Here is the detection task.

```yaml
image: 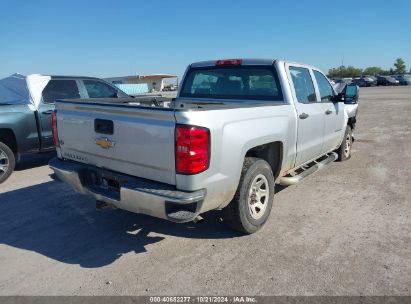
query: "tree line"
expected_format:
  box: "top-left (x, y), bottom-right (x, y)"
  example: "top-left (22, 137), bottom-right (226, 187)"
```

top-left (327, 58), bottom-right (409, 78)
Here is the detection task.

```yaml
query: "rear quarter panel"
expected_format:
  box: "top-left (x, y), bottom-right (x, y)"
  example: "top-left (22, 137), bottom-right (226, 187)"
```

top-left (175, 104), bottom-right (296, 212)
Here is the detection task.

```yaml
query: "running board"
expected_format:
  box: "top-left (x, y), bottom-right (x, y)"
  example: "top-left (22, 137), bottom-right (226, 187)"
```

top-left (279, 152), bottom-right (338, 186)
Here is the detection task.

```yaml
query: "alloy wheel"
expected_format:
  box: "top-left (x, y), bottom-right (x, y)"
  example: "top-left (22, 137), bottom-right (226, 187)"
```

top-left (248, 174), bottom-right (269, 220)
top-left (0, 149), bottom-right (9, 177)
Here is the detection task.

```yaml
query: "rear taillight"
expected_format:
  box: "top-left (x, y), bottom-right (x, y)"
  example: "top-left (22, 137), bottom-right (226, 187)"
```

top-left (51, 110), bottom-right (59, 146)
top-left (215, 59), bottom-right (242, 66)
top-left (176, 125), bottom-right (210, 175)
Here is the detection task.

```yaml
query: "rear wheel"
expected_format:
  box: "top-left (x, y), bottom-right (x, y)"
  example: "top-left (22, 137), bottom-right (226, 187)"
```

top-left (222, 157), bottom-right (275, 234)
top-left (336, 126), bottom-right (353, 161)
top-left (0, 142), bottom-right (16, 184)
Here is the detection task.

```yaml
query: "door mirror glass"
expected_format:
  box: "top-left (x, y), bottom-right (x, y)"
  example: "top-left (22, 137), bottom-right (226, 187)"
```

top-left (344, 84), bottom-right (358, 104)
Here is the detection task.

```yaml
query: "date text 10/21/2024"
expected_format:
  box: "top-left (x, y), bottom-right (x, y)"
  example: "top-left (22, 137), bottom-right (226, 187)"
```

top-left (149, 296), bottom-right (257, 303)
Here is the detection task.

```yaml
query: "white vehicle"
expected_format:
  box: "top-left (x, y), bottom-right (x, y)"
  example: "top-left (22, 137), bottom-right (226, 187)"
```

top-left (50, 59), bottom-right (359, 234)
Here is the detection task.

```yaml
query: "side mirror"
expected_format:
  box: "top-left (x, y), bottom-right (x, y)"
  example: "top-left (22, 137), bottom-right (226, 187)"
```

top-left (343, 84), bottom-right (359, 104)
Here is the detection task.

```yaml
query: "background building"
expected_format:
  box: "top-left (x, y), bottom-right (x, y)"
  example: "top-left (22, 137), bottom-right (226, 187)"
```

top-left (104, 74), bottom-right (178, 93)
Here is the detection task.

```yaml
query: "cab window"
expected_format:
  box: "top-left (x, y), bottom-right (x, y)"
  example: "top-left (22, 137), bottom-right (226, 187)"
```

top-left (83, 80), bottom-right (119, 98)
top-left (289, 67), bottom-right (316, 103)
top-left (313, 70), bottom-right (334, 102)
top-left (42, 80), bottom-right (80, 103)
top-left (180, 66), bottom-right (283, 101)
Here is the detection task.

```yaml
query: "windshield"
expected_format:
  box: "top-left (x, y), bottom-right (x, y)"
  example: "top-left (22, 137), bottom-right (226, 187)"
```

top-left (180, 66), bottom-right (283, 101)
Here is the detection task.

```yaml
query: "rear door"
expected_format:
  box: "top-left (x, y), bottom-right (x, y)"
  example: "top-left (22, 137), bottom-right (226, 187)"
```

top-left (312, 70), bottom-right (345, 154)
top-left (286, 64), bottom-right (324, 167)
top-left (39, 79), bottom-right (82, 149)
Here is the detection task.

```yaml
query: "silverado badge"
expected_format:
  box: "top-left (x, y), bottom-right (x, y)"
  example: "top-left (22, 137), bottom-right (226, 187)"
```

top-left (95, 137), bottom-right (115, 149)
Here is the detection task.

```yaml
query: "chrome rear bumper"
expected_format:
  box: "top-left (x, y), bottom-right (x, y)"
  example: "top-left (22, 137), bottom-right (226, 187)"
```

top-left (49, 158), bottom-right (206, 222)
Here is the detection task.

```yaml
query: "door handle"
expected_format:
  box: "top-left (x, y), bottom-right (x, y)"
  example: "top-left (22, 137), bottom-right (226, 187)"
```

top-left (325, 109), bottom-right (333, 115)
top-left (299, 113), bottom-right (309, 119)
top-left (42, 110), bottom-right (53, 115)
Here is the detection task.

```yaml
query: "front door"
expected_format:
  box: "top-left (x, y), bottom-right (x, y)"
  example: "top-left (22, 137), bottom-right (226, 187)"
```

top-left (286, 64), bottom-right (324, 167)
top-left (312, 70), bottom-right (345, 154)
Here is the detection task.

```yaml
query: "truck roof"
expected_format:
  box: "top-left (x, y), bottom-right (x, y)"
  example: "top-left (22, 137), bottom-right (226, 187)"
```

top-left (49, 75), bottom-right (103, 80)
top-left (190, 58), bottom-right (276, 68)
top-left (189, 58), bottom-right (320, 71)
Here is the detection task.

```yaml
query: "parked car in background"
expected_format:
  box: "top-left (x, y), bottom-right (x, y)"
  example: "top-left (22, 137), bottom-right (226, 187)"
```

top-left (364, 75), bottom-right (378, 85)
top-left (363, 76), bottom-right (377, 86)
top-left (352, 76), bottom-right (376, 87)
top-left (351, 78), bottom-right (363, 87)
top-left (351, 78), bottom-right (366, 87)
top-left (365, 75), bottom-right (378, 82)
top-left (333, 77), bottom-right (353, 93)
top-left (340, 78), bottom-right (353, 84)
top-left (395, 74), bottom-right (411, 85)
top-left (0, 74), bottom-right (130, 183)
top-left (377, 75), bottom-right (399, 86)
top-left (50, 59), bottom-right (359, 234)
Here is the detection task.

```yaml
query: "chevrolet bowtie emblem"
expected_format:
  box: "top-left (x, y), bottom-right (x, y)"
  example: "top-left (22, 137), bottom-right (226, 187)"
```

top-left (95, 137), bottom-right (115, 149)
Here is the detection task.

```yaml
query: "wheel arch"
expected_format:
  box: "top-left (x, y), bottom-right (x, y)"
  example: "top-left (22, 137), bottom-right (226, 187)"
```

top-left (245, 141), bottom-right (283, 179)
top-left (0, 128), bottom-right (18, 154)
top-left (348, 116), bottom-right (356, 131)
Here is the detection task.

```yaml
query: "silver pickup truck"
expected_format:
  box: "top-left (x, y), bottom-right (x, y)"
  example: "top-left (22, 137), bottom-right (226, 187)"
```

top-left (49, 59), bottom-right (359, 234)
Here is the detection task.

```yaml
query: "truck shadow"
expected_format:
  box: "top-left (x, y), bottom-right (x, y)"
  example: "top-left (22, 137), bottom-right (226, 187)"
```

top-left (0, 180), bottom-right (241, 268)
top-left (15, 152), bottom-right (56, 171)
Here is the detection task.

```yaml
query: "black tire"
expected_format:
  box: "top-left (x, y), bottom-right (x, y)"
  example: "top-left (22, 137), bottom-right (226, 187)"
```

top-left (222, 157), bottom-right (275, 234)
top-left (336, 126), bottom-right (353, 161)
top-left (0, 142), bottom-right (16, 184)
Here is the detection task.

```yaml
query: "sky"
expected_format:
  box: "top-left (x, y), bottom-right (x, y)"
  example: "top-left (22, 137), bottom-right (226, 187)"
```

top-left (0, 0), bottom-right (410, 79)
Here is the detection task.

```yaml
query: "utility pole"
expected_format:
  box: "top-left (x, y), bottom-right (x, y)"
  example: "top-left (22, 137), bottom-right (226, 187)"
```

top-left (339, 53), bottom-right (344, 77)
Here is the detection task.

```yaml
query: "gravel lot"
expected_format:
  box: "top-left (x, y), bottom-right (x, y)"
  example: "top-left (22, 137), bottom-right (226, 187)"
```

top-left (0, 86), bottom-right (410, 295)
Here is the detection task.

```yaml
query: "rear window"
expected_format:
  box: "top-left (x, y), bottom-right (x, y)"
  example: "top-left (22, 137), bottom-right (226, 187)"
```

top-left (42, 80), bottom-right (80, 103)
top-left (180, 66), bottom-right (283, 101)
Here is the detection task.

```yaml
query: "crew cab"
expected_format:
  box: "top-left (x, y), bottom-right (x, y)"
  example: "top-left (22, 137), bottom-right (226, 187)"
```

top-left (0, 73), bottom-right (129, 183)
top-left (49, 59), bottom-right (359, 233)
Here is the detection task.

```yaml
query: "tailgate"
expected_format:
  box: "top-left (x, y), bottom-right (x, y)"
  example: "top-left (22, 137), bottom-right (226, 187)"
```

top-left (55, 100), bottom-right (176, 185)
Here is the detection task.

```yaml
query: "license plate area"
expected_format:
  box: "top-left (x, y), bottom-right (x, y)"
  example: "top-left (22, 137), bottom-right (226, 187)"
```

top-left (81, 169), bottom-right (121, 200)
